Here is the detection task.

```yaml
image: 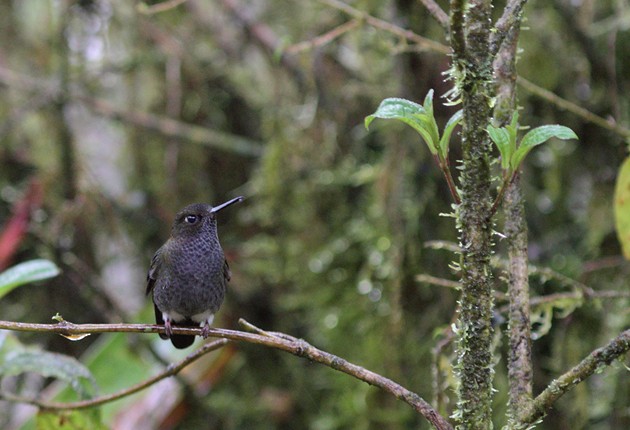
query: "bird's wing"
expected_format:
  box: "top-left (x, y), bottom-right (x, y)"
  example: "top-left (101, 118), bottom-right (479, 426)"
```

top-left (223, 258), bottom-right (231, 283)
top-left (146, 247), bottom-right (162, 296)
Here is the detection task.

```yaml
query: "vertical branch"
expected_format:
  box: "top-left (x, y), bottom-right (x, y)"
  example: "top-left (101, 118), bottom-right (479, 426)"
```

top-left (492, 18), bottom-right (534, 425)
top-left (449, 1), bottom-right (495, 429)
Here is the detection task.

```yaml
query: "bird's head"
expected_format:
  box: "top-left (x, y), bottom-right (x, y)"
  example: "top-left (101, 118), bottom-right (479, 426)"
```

top-left (171, 197), bottom-right (243, 238)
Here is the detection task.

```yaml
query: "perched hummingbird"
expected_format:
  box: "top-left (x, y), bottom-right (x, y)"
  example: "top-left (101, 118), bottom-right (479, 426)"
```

top-left (146, 196), bottom-right (243, 348)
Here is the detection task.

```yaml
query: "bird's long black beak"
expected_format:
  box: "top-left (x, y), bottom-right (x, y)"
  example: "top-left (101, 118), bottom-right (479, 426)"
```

top-left (211, 196), bottom-right (244, 213)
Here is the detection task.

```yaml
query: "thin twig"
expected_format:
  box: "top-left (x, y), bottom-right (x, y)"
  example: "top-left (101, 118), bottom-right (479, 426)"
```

top-left (419, 0), bottom-right (450, 30)
top-left (0, 339), bottom-right (228, 410)
top-left (0, 319), bottom-right (453, 430)
top-left (319, 0), bottom-right (450, 54)
top-left (489, 171), bottom-right (515, 218)
top-left (438, 157), bottom-right (462, 205)
top-left (517, 76), bottom-right (630, 140)
top-left (286, 19), bottom-right (361, 54)
top-left (220, 0), bottom-right (308, 91)
top-left (137, 0), bottom-right (188, 14)
top-left (415, 274), bottom-right (460, 290)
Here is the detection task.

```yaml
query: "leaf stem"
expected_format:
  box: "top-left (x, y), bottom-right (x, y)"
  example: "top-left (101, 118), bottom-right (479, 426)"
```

top-left (436, 155), bottom-right (461, 205)
top-left (489, 170), bottom-right (514, 218)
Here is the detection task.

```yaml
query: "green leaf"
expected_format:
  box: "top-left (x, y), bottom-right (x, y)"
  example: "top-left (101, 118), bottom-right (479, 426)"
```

top-left (439, 110), bottom-right (462, 158)
top-left (507, 111), bottom-right (519, 144)
top-left (511, 125), bottom-right (577, 169)
top-left (0, 259), bottom-right (60, 300)
top-left (364, 97), bottom-right (439, 154)
top-left (0, 349), bottom-right (98, 400)
top-left (364, 97), bottom-right (426, 129)
top-left (422, 89), bottom-right (435, 115)
top-left (421, 90), bottom-right (441, 154)
top-left (614, 156), bottom-right (630, 260)
top-left (487, 125), bottom-right (512, 170)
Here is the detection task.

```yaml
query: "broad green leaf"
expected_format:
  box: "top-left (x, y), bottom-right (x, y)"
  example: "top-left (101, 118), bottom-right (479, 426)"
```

top-left (364, 97), bottom-right (439, 154)
top-left (487, 125), bottom-right (512, 170)
top-left (0, 349), bottom-right (98, 399)
top-left (614, 156), bottom-right (630, 260)
top-left (439, 110), bottom-right (462, 158)
top-left (511, 125), bottom-right (577, 169)
top-left (364, 97), bottom-right (426, 129)
top-left (0, 259), bottom-right (60, 299)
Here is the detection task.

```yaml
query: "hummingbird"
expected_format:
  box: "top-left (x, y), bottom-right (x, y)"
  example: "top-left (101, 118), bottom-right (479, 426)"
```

top-left (146, 196), bottom-right (243, 348)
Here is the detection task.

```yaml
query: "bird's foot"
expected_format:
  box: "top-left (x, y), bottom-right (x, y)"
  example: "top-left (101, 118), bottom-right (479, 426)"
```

top-left (164, 318), bottom-right (173, 338)
top-left (201, 322), bottom-right (210, 339)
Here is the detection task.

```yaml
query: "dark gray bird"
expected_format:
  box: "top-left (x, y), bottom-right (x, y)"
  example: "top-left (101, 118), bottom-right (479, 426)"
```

top-left (146, 197), bottom-right (243, 348)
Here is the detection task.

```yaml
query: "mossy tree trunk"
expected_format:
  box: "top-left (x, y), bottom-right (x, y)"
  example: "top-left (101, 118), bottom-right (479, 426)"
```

top-left (449, 1), bottom-right (496, 428)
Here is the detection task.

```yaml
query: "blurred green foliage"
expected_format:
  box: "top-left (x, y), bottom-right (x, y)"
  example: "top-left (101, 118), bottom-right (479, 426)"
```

top-left (0, 1), bottom-right (628, 429)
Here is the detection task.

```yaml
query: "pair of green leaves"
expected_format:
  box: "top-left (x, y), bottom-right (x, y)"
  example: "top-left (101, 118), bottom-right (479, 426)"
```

top-left (364, 91), bottom-right (578, 174)
top-left (364, 90), bottom-right (462, 163)
top-left (487, 111), bottom-right (578, 175)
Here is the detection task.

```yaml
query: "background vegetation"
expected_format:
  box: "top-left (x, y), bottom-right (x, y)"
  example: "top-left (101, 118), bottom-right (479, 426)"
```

top-left (0, 0), bottom-right (628, 429)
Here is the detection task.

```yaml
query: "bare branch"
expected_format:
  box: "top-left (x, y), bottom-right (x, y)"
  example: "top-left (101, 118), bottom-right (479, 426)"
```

top-left (319, 0), bottom-right (450, 54)
top-left (517, 76), bottom-right (630, 140)
top-left (286, 19), bottom-right (361, 54)
top-left (0, 319), bottom-right (453, 430)
top-left (418, 0), bottom-right (449, 30)
top-left (519, 329), bottom-right (630, 427)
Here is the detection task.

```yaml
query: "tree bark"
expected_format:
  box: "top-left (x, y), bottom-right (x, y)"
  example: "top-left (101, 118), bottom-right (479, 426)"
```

top-left (449, 1), bottom-right (495, 428)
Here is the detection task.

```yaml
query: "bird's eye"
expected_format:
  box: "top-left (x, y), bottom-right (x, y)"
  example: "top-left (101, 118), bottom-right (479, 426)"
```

top-left (184, 215), bottom-right (198, 224)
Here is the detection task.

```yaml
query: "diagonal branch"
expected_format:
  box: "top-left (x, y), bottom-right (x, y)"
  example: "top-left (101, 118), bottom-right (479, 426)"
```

top-left (418, 0), bottom-right (449, 30)
top-left (519, 329), bottom-right (630, 427)
top-left (517, 76), bottom-right (630, 140)
top-left (83, 97), bottom-right (264, 157)
top-left (0, 319), bottom-right (453, 430)
top-left (285, 19), bottom-right (361, 54)
top-left (0, 339), bottom-right (229, 410)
